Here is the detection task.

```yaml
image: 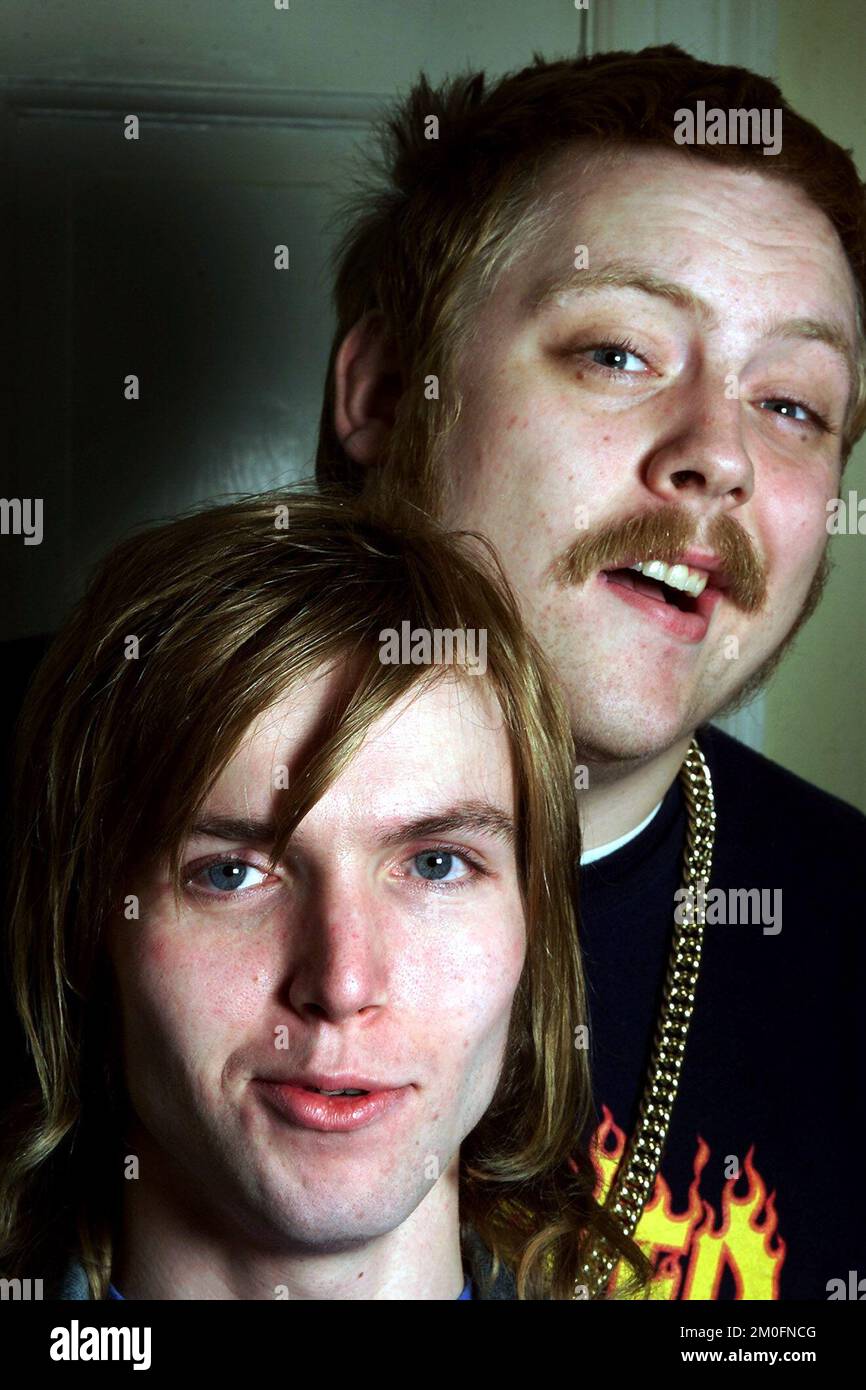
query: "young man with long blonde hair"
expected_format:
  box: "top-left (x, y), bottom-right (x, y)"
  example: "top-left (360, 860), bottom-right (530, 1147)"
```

top-left (1, 489), bottom-right (647, 1300)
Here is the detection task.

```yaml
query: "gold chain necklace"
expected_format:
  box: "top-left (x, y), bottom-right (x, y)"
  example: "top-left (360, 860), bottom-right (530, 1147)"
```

top-left (577, 736), bottom-right (716, 1299)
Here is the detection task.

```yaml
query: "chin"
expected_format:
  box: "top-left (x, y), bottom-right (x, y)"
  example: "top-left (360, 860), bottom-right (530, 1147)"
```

top-left (568, 689), bottom-right (703, 767)
top-left (262, 1168), bottom-right (424, 1248)
top-left (272, 1200), bottom-right (414, 1253)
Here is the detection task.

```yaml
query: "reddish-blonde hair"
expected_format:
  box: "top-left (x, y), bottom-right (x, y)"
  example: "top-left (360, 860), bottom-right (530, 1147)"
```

top-left (316, 44), bottom-right (866, 510)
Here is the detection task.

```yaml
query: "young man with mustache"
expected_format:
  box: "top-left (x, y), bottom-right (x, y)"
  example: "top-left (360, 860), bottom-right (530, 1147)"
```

top-left (318, 45), bottom-right (866, 1300)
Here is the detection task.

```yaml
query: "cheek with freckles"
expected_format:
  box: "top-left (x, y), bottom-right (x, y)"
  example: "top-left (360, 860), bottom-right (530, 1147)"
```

top-left (447, 368), bottom-right (646, 564)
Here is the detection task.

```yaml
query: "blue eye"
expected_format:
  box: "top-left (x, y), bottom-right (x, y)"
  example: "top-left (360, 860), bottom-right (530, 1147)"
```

top-left (199, 860), bottom-right (270, 893)
top-left (409, 850), bottom-right (469, 883)
top-left (588, 341), bottom-right (647, 373)
top-left (759, 397), bottom-right (829, 431)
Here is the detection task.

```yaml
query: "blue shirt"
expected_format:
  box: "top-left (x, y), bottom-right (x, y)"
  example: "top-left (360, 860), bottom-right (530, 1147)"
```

top-left (109, 1275), bottom-right (474, 1299)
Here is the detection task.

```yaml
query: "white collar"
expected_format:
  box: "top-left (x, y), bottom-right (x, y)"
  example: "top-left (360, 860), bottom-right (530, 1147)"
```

top-left (579, 797), bottom-right (664, 865)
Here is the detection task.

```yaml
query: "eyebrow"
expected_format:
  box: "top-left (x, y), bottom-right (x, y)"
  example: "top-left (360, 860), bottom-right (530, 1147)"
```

top-left (376, 804), bottom-right (515, 849)
top-left (526, 259), bottom-right (858, 392)
top-left (190, 815), bottom-right (277, 844)
top-left (190, 801), bottom-right (515, 850)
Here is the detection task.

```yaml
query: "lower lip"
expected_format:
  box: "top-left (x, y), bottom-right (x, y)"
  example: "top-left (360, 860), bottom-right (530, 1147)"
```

top-left (255, 1080), bottom-right (411, 1133)
top-left (599, 571), bottom-right (723, 644)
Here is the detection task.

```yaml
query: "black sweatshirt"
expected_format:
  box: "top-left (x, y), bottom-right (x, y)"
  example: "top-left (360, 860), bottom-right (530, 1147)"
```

top-left (579, 723), bottom-right (865, 1301)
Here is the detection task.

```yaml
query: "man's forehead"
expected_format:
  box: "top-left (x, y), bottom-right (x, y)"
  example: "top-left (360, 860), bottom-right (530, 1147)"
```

top-left (502, 148), bottom-right (860, 362)
top-left (531, 144), bottom-right (855, 292)
top-left (194, 677), bottom-right (516, 846)
top-left (215, 674), bottom-right (510, 789)
top-left (540, 140), bottom-right (802, 207)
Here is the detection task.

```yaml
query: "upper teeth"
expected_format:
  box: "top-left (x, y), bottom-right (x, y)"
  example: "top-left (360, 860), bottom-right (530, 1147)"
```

top-left (629, 560), bottom-right (708, 597)
top-left (316, 1088), bottom-right (366, 1096)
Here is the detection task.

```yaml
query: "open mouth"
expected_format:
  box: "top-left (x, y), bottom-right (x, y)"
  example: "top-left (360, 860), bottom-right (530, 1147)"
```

top-left (603, 550), bottom-right (722, 611)
top-left (596, 555), bottom-right (728, 645)
top-left (605, 568), bottom-right (698, 613)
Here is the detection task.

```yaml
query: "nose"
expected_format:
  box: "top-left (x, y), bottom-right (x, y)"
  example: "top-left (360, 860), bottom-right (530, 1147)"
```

top-left (284, 871), bottom-right (388, 1024)
top-left (643, 379), bottom-right (755, 511)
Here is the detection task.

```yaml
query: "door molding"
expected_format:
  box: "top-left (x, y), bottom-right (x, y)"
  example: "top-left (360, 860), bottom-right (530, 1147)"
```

top-left (1, 79), bottom-right (389, 130)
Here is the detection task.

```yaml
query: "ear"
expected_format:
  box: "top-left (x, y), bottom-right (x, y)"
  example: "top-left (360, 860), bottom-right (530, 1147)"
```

top-left (333, 311), bottom-right (403, 465)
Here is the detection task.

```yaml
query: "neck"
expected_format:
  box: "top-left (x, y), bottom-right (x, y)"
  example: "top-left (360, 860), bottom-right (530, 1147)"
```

top-left (111, 1121), bottom-right (466, 1300)
top-left (578, 732), bottom-right (693, 853)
